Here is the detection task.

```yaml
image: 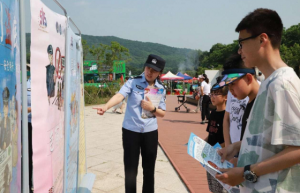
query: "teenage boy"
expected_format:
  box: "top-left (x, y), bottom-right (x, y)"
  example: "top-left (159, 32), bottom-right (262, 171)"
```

top-left (222, 55), bottom-right (249, 147)
top-left (216, 8), bottom-right (300, 193)
top-left (214, 54), bottom-right (260, 144)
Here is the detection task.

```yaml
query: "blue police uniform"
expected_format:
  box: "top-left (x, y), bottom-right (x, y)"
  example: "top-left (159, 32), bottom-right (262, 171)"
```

top-left (118, 74), bottom-right (166, 133)
top-left (118, 54), bottom-right (166, 193)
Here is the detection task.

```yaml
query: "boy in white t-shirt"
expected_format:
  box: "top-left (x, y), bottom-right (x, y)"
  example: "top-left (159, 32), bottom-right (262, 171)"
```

top-left (216, 8), bottom-right (300, 193)
top-left (224, 92), bottom-right (248, 146)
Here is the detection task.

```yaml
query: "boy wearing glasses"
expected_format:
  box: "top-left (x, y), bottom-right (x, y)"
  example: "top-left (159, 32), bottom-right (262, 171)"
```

top-left (216, 8), bottom-right (300, 193)
top-left (204, 81), bottom-right (228, 193)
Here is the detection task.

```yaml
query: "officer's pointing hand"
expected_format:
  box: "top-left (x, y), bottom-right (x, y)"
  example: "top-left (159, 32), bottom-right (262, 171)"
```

top-left (93, 106), bottom-right (107, 115)
top-left (141, 96), bottom-right (154, 111)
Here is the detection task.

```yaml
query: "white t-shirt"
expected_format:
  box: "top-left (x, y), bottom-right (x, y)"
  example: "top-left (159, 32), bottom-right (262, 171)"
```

top-left (201, 81), bottom-right (210, 95)
top-left (238, 67), bottom-right (300, 193)
top-left (226, 92), bottom-right (249, 143)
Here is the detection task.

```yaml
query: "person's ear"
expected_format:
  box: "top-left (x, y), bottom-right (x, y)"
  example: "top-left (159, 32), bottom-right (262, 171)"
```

top-left (246, 73), bottom-right (253, 84)
top-left (260, 33), bottom-right (268, 47)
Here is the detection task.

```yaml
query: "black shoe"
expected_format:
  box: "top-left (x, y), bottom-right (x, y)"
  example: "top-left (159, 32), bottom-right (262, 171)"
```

top-left (200, 121), bottom-right (205, 124)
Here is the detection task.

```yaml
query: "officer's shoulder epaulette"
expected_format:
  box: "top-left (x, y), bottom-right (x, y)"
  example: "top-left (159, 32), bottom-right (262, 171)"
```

top-left (133, 76), bottom-right (142, 79)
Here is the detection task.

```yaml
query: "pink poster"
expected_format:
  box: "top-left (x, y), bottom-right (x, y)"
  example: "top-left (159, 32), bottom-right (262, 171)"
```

top-left (30, 0), bottom-right (66, 192)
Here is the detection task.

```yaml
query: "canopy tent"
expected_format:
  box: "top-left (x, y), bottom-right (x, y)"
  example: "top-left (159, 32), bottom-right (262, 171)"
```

top-left (176, 72), bottom-right (193, 80)
top-left (160, 71), bottom-right (184, 80)
top-left (160, 71), bottom-right (184, 95)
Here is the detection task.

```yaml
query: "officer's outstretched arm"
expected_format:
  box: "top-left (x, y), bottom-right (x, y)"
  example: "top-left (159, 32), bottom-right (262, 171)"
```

top-left (93, 93), bottom-right (124, 115)
top-left (105, 93), bottom-right (125, 110)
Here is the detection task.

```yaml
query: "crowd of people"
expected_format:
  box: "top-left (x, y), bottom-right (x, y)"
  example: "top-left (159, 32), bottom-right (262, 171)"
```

top-left (94, 8), bottom-right (300, 193)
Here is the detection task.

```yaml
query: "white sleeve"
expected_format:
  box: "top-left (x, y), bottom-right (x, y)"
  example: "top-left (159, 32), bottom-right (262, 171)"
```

top-left (226, 91), bottom-right (232, 113)
top-left (271, 88), bottom-right (300, 146)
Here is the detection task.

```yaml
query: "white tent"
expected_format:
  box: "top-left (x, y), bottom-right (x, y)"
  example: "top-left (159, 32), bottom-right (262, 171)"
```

top-left (160, 71), bottom-right (183, 94)
top-left (160, 71), bottom-right (184, 80)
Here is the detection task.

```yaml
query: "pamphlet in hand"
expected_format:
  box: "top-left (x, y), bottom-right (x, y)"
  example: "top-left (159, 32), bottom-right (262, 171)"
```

top-left (141, 87), bottom-right (164, 119)
top-left (187, 133), bottom-right (236, 192)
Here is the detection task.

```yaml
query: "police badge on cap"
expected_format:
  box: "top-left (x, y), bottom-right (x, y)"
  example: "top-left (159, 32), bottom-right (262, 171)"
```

top-left (144, 54), bottom-right (165, 72)
top-left (2, 87), bottom-right (10, 105)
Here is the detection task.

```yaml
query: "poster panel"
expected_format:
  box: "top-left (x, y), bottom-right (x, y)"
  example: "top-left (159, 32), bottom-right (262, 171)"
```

top-left (0, 0), bottom-right (21, 192)
top-left (30, 0), bottom-right (66, 192)
top-left (77, 37), bottom-right (87, 186)
top-left (64, 24), bottom-right (81, 193)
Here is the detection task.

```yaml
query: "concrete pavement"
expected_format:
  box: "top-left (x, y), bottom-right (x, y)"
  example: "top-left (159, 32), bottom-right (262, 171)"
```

top-left (85, 105), bottom-right (190, 193)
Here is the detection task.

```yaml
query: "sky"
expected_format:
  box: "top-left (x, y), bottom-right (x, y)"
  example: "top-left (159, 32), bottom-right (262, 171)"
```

top-left (25, 0), bottom-right (300, 51)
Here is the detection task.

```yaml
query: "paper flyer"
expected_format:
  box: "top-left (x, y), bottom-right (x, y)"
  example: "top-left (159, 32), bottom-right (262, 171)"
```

top-left (141, 87), bottom-right (164, 119)
top-left (187, 133), bottom-right (236, 192)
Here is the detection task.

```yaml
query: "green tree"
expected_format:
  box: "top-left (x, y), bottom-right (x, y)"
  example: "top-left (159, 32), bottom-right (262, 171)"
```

top-left (281, 24), bottom-right (300, 47)
top-left (89, 41), bottom-right (131, 78)
top-left (281, 43), bottom-right (300, 76)
top-left (82, 39), bottom-right (89, 61)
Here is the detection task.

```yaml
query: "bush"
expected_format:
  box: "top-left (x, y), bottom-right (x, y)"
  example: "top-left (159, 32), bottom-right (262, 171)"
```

top-left (84, 81), bottom-right (122, 105)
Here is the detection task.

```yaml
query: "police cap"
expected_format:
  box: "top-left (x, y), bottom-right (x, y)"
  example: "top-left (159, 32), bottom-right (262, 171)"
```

top-left (144, 54), bottom-right (165, 72)
top-left (47, 45), bottom-right (53, 55)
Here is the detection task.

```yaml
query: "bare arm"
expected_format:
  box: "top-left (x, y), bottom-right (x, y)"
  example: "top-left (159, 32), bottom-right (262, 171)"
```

top-left (152, 108), bottom-right (165, 118)
top-left (223, 112), bottom-right (231, 147)
top-left (216, 145), bottom-right (300, 186)
top-left (93, 93), bottom-right (124, 115)
top-left (251, 146), bottom-right (300, 177)
top-left (104, 93), bottom-right (125, 110)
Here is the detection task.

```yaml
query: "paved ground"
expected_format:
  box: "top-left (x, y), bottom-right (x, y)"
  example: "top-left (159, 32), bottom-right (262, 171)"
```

top-left (85, 104), bottom-right (190, 193)
top-left (157, 95), bottom-right (210, 193)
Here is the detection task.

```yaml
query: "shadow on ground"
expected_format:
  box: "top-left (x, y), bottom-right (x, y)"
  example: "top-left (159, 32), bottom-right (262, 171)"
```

top-left (162, 119), bottom-right (201, 124)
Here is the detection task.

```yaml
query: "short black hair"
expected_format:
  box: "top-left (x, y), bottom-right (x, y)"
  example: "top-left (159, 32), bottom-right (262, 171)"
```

top-left (223, 54), bottom-right (257, 79)
top-left (211, 84), bottom-right (228, 96)
top-left (235, 8), bottom-right (283, 49)
top-left (223, 54), bottom-right (246, 70)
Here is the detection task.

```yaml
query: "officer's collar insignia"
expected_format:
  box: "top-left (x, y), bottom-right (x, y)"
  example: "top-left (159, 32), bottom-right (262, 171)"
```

top-left (136, 85), bottom-right (144, 90)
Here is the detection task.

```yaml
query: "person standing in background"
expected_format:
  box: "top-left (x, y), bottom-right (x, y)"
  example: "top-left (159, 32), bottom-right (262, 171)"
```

top-left (200, 74), bottom-right (211, 124)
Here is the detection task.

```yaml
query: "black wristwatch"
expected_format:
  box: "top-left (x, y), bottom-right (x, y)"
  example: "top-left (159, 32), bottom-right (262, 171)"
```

top-left (243, 165), bottom-right (258, 183)
top-left (150, 107), bottom-right (156, 113)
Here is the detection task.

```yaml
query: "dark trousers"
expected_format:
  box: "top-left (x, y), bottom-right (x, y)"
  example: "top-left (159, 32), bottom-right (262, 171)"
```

top-left (202, 95), bottom-right (210, 121)
top-left (122, 128), bottom-right (158, 193)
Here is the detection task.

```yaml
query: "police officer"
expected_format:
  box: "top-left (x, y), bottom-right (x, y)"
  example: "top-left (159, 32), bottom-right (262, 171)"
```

top-left (94, 54), bottom-right (166, 193)
top-left (46, 44), bottom-right (55, 105)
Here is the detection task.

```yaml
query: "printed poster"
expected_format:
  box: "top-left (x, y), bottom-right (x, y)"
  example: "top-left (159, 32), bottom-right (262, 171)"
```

top-left (30, 0), bottom-right (66, 192)
top-left (77, 39), bottom-right (87, 186)
top-left (0, 0), bottom-right (22, 192)
top-left (64, 24), bottom-right (81, 193)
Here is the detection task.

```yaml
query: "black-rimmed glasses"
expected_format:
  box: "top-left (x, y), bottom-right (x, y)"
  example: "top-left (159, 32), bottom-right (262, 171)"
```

top-left (238, 34), bottom-right (260, 49)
